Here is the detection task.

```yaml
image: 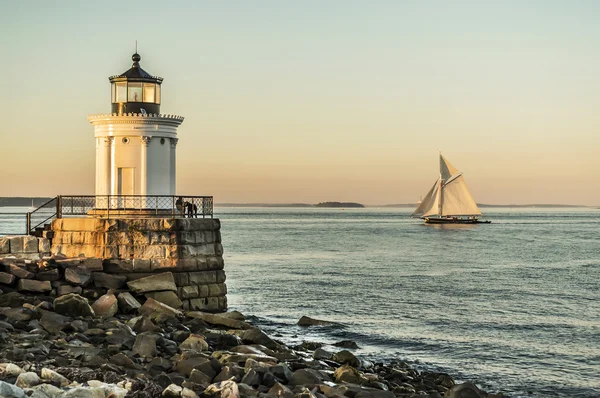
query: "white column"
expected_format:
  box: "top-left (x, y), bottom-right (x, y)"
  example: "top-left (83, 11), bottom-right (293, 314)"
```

top-left (170, 138), bottom-right (178, 195)
top-left (140, 136), bottom-right (151, 196)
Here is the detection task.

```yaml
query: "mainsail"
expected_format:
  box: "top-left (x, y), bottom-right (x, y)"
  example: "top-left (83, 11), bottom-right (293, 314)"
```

top-left (412, 154), bottom-right (482, 218)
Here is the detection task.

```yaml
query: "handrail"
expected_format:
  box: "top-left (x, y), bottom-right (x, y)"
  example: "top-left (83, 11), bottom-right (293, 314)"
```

top-left (22, 195), bottom-right (213, 235)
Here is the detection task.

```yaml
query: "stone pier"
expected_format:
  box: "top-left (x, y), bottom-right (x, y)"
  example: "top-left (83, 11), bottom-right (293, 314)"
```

top-left (0, 217), bottom-right (227, 312)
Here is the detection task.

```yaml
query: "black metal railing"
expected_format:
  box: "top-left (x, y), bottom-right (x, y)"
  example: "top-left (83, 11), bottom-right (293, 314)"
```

top-left (1, 195), bottom-right (214, 236)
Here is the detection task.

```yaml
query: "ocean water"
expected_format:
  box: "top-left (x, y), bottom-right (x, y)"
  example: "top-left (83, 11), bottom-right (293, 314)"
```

top-left (1, 206), bottom-right (598, 397)
top-left (219, 207), bottom-right (600, 398)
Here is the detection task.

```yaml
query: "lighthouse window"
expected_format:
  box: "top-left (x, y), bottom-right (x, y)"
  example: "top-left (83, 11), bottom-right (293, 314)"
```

top-left (143, 83), bottom-right (155, 103)
top-left (128, 83), bottom-right (143, 102)
top-left (115, 82), bottom-right (127, 103)
top-left (111, 83), bottom-right (116, 103)
top-left (155, 84), bottom-right (161, 104)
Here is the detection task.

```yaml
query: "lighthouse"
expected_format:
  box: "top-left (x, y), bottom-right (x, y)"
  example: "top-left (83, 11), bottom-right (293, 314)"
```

top-left (88, 53), bottom-right (183, 204)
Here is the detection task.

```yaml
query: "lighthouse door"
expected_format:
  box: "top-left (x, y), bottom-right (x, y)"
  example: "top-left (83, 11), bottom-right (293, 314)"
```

top-left (117, 167), bottom-right (135, 208)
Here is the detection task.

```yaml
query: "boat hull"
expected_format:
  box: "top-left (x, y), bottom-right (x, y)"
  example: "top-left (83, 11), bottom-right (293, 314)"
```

top-left (424, 217), bottom-right (491, 224)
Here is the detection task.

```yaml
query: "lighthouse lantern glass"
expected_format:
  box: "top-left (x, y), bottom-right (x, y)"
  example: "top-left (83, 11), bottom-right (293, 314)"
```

top-left (115, 83), bottom-right (127, 103)
top-left (143, 83), bottom-right (156, 103)
top-left (156, 84), bottom-right (161, 104)
top-left (128, 83), bottom-right (143, 102)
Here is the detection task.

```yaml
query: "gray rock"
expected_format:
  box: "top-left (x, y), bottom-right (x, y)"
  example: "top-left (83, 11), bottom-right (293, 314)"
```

top-left (18, 279), bottom-right (52, 292)
top-left (0, 271), bottom-right (16, 285)
top-left (313, 348), bottom-right (333, 360)
top-left (203, 380), bottom-right (240, 398)
top-left (241, 328), bottom-right (278, 350)
top-left (65, 267), bottom-right (92, 286)
top-left (189, 368), bottom-right (213, 385)
top-left (60, 386), bottom-right (107, 397)
top-left (16, 371), bottom-right (41, 388)
top-left (139, 298), bottom-right (182, 318)
top-left (91, 293), bottom-right (118, 318)
top-left (41, 368), bottom-right (70, 387)
top-left (145, 290), bottom-right (183, 309)
top-left (36, 268), bottom-right (60, 281)
top-left (240, 368), bottom-right (261, 387)
top-left (40, 312), bottom-right (72, 333)
top-left (132, 332), bottom-right (159, 358)
top-left (333, 340), bottom-right (359, 349)
top-left (269, 363), bottom-right (293, 383)
top-left (163, 383), bottom-right (183, 397)
top-left (54, 293), bottom-right (95, 317)
top-left (290, 368), bottom-right (328, 386)
top-left (8, 264), bottom-right (35, 279)
top-left (179, 334), bottom-right (209, 352)
top-left (57, 284), bottom-right (83, 296)
top-left (297, 316), bottom-right (339, 326)
top-left (28, 383), bottom-right (64, 398)
top-left (92, 272), bottom-right (126, 289)
top-left (0, 380), bottom-right (25, 398)
top-left (268, 382), bottom-right (294, 398)
top-left (213, 365), bottom-right (244, 383)
top-left (333, 365), bottom-right (366, 384)
top-left (127, 272), bottom-right (177, 293)
top-left (445, 382), bottom-right (486, 398)
top-left (332, 350), bottom-right (360, 367)
top-left (117, 292), bottom-right (141, 313)
top-left (0, 237), bottom-right (9, 253)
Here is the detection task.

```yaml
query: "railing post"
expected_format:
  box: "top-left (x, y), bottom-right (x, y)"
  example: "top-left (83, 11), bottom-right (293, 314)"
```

top-left (56, 196), bottom-right (62, 219)
top-left (172, 196), bottom-right (175, 218)
top-left (26, 212), bottom-right (31, 235)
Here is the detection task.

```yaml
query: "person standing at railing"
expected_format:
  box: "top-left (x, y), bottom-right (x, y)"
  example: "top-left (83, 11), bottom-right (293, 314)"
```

top-left (176, 197), bottom-right (184, 216)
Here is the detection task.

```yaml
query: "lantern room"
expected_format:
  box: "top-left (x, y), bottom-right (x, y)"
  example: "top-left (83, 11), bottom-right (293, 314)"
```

top-left (108, 53), bottom-right (163, 115)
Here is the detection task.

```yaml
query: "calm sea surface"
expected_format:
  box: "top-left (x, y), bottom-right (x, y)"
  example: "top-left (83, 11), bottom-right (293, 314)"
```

top-left (1, 206), bottom-right (599, 397)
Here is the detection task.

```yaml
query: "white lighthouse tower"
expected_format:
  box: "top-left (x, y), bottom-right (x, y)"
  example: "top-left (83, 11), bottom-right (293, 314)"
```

top-left (88, 53), bottom-right (183, 205)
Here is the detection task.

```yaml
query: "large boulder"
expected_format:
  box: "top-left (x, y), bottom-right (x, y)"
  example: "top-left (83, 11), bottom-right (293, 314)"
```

top-left (145, 291), bottom-right (183, 309)
top-left (40, 312), bottom-right (72, 333)
top-left (93, 272), bottom-right (126, 289)
top-left (290, 368), bottom-right (329, 386)
top-left (64, 267), bottom-right (92, 286)
top-left (179, 334), bottom-right (209, 352)
top-left (187, 312), bottom-right (251, 330)
top-left (54, 294), bottom-right (95, 317)
top-left (139, 298), bottom-right (182, 318)
top-left (0, 272), bottom-right (16, 285)
top-left (332, 350), bottom-right (360, 367)
top-left (333, 365), bottom-right (367, 384)
top-left (117, 292), bottom-right (141, 313)
top-left (132, 332), bottom-right (159, 358)
top-left (18, 279), bottom-right (51, 292)
top-left (0, 381), bottom-right (25, 398)
top-left (127, 272), bottom-right (177, 293)
top-left (241, 328), bottom-right (279, 350)
top-left (91, 293), bottom-right (118, 318)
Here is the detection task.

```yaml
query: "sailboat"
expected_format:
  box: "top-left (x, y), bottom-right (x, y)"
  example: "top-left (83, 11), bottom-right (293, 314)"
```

top-left (412, 154), bottom-right (490, 224)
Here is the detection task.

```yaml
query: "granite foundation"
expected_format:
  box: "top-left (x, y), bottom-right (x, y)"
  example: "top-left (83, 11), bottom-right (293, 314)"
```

top-left (0, 217), bottom-right (227, 312)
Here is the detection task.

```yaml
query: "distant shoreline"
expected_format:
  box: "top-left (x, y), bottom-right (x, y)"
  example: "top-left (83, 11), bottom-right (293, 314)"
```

top-left (0, 197), bottom-right (596, 209)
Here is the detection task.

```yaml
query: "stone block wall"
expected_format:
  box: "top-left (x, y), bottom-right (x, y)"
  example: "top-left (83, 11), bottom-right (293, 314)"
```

top-left (0, 217), bottom-right (227, 312)
top-left (0, 235), bottom-right (51, 260)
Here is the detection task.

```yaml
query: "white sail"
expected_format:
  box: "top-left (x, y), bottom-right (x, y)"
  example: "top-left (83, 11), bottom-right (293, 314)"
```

top-left (413, 154), bottom-right (483, 220)
top-left (412, 178), bottom-right (440, 217)
top-left (441, 175), bottom-right (481, 216)
top-left (440, 154), bottom-right (459, 181)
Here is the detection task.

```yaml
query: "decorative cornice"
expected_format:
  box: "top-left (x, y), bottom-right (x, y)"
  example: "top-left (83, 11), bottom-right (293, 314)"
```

top-left (87, 113), bottom-right (185, 127)
top-left (170, 138), bottom-right (179, 147)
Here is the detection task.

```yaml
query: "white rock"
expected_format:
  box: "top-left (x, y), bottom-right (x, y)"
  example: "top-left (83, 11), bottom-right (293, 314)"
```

top-left (163, 383), bottom-right (183, 397)
top-left (41, 368), bottom-right (70, 387)
top-left (0, 363), bottom-right (26, 377)
top-left (86, 380), bottom-right (128, 398)
top-left (60, 387), bottom-right (106, 398)
top-left (28, 383), bottom-right (64, 398)
top-left (16, 371), bottom-right (41, 388)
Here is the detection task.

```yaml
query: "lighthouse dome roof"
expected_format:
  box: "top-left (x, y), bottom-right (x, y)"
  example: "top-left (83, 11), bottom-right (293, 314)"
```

top-left (109, 53), bottom-right (163, 83)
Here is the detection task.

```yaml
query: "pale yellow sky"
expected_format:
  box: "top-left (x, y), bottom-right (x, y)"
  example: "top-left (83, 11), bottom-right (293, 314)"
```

top-left (1, 1), bottom-right (599, 205)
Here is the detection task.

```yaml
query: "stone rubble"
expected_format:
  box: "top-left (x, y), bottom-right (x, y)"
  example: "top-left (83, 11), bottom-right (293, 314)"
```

top-left (0, 286), bottom-right (505, 398)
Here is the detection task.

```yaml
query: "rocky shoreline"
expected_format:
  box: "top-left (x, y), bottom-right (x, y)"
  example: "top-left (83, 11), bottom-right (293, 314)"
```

top-left (0, 288), bottom-right (506, 398)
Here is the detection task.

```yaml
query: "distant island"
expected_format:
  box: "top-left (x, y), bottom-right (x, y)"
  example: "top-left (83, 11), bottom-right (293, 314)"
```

top-left (315, 202), bottom-right (365, 208)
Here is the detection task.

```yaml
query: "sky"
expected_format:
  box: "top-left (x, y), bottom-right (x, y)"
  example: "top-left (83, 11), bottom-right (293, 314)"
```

top-left (1, 1), bottom-right (599, 205)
